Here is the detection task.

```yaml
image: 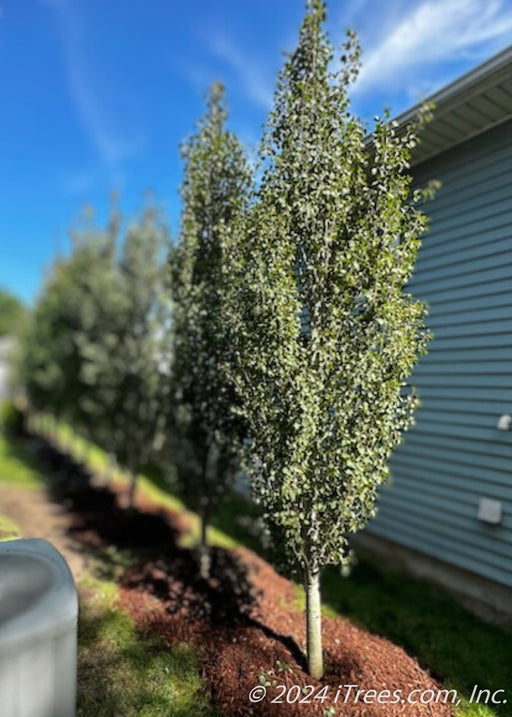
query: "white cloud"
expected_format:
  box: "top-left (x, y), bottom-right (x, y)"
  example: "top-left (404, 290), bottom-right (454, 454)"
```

top-left (41, 0), bottom-right (145, 176)
top-left (353, 0), bottom-right (512, 95)
top-left (208, 35), bottom-right (274, 110)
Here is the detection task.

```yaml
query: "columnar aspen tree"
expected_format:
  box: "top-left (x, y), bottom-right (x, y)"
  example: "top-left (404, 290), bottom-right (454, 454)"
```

top-left (170, 83), bottom-right (251, 569)
top-left (20, 202), bottom-right (171, 509)
top-left (88, 205), bottom-right (171, 508)
top-left (227, 1), bottom-right (433, 678)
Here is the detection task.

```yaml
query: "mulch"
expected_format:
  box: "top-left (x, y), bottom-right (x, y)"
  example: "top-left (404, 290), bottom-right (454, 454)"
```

top-left (32, 436), bottom-right (453, 717)
top-left (119, 546), bottom-right (453, 717)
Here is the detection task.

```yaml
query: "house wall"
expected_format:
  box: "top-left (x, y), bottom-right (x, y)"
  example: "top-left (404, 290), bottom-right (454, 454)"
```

top-left (365, 118), bottom-right (512, 589)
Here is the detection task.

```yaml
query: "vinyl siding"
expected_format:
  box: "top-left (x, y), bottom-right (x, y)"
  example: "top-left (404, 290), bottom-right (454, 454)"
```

top-left (366, 118), bottom-right (512, 588)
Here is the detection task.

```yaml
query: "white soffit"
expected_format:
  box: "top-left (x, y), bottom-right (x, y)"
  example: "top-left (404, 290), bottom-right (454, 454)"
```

top-left (394, 44), bottom-right (512, 166)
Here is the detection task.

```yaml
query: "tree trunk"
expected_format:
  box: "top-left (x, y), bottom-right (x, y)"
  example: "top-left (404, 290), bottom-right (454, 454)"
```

top-left (103, 452), bottom-right (115, 484)
top-left (198, 455), bottom-right (211, 578)
top-left (200, 509), bottom-right (208, 547)
top-left (305, 565), bottom-right (323, 679)
top-left (128, 470), bottom-right (137, 509)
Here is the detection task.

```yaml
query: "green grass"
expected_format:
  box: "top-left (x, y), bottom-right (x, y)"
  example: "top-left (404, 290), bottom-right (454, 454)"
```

top-left (0, 432), bottom-right (44, 488)
top-left (0, 512), bottom-right (21, 541)
top-left (77, 576), bottom-right (213, 717)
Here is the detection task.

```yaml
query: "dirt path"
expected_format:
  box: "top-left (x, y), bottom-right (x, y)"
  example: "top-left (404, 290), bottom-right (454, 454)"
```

top-left (0, 483), bottom-right (91, 581)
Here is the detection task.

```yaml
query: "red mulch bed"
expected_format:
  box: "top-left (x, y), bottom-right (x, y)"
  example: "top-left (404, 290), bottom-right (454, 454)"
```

top-left (33, 438), bottom-right (454, 717)
top-left (119, 545), bottom-right (453, 717)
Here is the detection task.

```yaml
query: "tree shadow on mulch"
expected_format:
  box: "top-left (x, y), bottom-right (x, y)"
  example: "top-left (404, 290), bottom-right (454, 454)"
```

top-left (28, 435), bottom-right (305, 669)
top-left (121, 547), bottom-right (306, 670)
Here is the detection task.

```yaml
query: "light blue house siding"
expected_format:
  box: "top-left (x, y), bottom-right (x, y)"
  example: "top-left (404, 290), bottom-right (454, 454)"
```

top-left (367, 117), bottom-right (512, 589)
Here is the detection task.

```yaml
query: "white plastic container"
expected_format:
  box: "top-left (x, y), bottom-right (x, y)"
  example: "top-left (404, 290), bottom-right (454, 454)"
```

top-left (0, 538), bottom-right (78, 717)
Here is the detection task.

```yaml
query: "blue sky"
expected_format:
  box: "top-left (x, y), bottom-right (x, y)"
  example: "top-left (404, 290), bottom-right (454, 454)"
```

top-left (1, 0), bottom-right (512, 304)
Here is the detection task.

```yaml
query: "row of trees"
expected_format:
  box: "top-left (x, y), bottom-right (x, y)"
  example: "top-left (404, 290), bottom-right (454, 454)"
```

top-left (19, 1), bottom-right (434, 678)
top-left (19, 200), bottom-right (171, 506)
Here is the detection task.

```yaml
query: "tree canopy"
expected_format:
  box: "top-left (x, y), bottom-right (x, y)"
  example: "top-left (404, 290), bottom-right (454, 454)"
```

top-left (170, 82), bottom-right (252, 553)
top-left (225, 0), bottom-right (433, 677)
top-left (0, 288), bottom-right (25, 338)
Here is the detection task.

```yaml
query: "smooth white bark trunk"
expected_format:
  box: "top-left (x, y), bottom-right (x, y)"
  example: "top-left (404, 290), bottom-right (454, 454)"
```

top-left (305, 566), bottom-right (323, 679)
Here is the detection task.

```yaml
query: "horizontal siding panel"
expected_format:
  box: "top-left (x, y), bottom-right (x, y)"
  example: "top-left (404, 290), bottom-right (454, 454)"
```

top-left (415, 210), bottom-right (512, 251)
top-left (404, 430), bottom-right (512, 456)
top-left (411, 376), bottom-right (511, 391)
top-left (383, 477), bottom-right (512, 522)
top-left (421, 346), bottom-right (512, 361)
top-left (419, 223), bottom-right (511, 261)
top-left (387, 461), bottom-right (512, 502)
top-left (403, 419), bottom-right (512, 442)
top-left (423, 278), bottom-right (512, 303)
top-left (390, 450), bottom-right (511, 486)
top-left (416, 254), bottom-right (512, 289)
top-left (420, 334), bottom-right (512, 352)
top-left (372, 509), bottom-right (511, 568)
top-left (429, 293), bottom-right (511, 317)
top-left (413, 361), bottom-right (511, 375)
top-left (432, 155), bottom-right (512, 203)
top-left (414, 385), bottom-right (512, 402)
top-left (370, 513), bottom-right (512, 586)
top-left (430, 208), bottom-right (512, 244)
top-left (368, 518), bottom-right (512, 588)
top-left (411, 263), bottom-right (512, 294)
top-left (427, 162), bottom-right (512, 212)
top-left (375, 495), bottom-right (512, 552)
top-left (422, 333), bottom-right (512, 350)
top-left (415, 395), bottom-right (509, 416)
top-left (428, 191), bottom-right (512, 233)
top-left (425, 320), bottom-right (512, 338)
top-left (410, 407), bottom-right (505, 429)
top-left (415, 127), bottom-right (512, 184)
top-left (418, 236), bottom-right (512, 274)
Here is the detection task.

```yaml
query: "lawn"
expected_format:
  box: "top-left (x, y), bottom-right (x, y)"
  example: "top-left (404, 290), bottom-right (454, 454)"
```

top-left (77, 576), bottom-right (212, 717)
top-left (0, 423), bottom-right (511, 716)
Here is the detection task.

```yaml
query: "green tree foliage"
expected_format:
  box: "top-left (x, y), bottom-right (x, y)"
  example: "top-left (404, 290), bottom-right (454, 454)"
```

top-left (170, 83), bottom-right (252, 561)
top-left (226, 0), bottom-right (434, 677)
top-left (0, 288), bottom-right (25, 337)
top-left (19, 207), bottom-right (120, 423)
top-left (86, 204), bottom-right (172, 507)
top-left (19, 201), bottom-right (171, 507)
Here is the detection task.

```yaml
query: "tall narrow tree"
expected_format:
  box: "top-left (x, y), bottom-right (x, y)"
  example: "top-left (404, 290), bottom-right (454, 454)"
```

top-left (83, 203), bottom-right (172, 507)
top-left (226, 1), bottom-right (434, 678)
top-left (19, 200), bottom-right (171, 508)
top-left (171, 83), bottom-right (251, 568)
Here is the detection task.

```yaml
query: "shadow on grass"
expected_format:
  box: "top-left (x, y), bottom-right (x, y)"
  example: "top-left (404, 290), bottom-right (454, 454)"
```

top-left (0, 432), bottom-right (47, 487)
top-left (78, 587), bottom-right (212, 717)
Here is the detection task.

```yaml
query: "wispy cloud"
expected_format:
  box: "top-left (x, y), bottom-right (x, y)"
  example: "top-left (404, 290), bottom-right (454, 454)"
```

top-left (207, 35), bottom-right (274, 110)
top-left (353, 0), bottom-right (512, 96)
top-left (41, 0), bottom-right (145, 177)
